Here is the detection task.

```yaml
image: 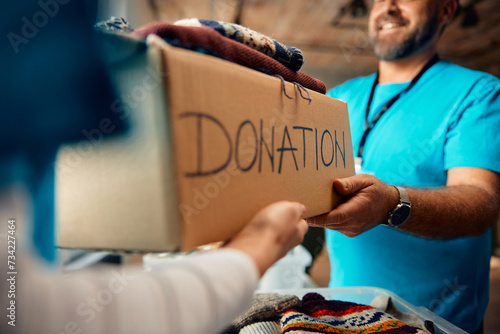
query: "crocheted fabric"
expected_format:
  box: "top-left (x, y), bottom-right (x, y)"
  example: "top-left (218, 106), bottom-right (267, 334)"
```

top-left (132, 22), bottom-right (326, 94)
top-left (281, 293), bottom-right (430, 334)
top-left (174, 18), bottom-right (304, 72)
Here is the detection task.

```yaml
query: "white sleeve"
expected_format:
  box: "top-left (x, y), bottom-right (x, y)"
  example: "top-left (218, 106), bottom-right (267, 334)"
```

top-left (0, 248), bottom-right (259, 334)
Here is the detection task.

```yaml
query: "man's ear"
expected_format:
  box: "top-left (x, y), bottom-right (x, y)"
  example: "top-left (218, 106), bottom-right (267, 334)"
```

top-left (440, 0), bottom-right (458, 26)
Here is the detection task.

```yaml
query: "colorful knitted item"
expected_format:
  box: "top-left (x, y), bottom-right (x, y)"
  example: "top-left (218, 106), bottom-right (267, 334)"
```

top-left (132, 22), bottom-right (326, 94)
top-left (174, 18), bottom-right (304, 72)
top-left (281, 293), bottom-right (429, 334)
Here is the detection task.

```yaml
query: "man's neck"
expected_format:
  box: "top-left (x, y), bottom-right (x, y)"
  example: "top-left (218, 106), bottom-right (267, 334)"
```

top-left (378, 47), bottom-right (438, 84)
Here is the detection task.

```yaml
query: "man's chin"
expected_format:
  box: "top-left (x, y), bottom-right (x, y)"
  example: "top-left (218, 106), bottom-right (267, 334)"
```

top-left (372, 38), bottom-right (413, 60)
top-left (373, 46), bottom-right (408, 61)
top-left (375, 35), bottom-right (407, 49)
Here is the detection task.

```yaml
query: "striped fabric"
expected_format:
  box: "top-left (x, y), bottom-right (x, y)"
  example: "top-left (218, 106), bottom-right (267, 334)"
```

top-left (174, 18), bottom-right (304, 72)
top-left (132, 22), bottom-right (327, 94)
top-left (280, 293), bottom-right (431, 334)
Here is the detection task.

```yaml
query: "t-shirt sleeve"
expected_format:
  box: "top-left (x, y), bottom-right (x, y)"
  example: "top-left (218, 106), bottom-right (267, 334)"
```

top-left (444, 75), bottom-right (500, 173)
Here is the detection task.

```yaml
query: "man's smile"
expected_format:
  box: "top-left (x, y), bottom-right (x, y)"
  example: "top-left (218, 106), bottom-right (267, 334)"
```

top-left (379, 21), bottom-right (407, 31)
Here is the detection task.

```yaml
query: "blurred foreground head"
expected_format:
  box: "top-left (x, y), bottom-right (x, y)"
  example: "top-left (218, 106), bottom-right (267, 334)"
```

top-left (0, 0), bottom-right (126, 261)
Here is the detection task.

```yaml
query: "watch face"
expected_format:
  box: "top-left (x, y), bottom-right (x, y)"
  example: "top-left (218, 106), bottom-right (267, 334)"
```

top-left (391, 205), bottom-right (411, 226)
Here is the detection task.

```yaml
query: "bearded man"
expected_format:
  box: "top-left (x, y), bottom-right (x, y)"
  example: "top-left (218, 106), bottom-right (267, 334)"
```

top-left (308, 1), bottom-right (500, 333)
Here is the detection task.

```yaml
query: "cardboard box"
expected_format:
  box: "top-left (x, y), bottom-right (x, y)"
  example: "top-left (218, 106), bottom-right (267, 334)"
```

top-left (56, 34), bottom-right (355, 252)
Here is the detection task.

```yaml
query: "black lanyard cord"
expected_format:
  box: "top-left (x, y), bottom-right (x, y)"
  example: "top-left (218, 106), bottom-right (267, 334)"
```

top-left (357, 54), bottom-right (440, 159)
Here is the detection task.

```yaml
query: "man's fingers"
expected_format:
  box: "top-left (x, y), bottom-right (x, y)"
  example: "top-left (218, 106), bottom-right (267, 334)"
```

top-left (333, 178), bottom-right (349, 195)
top-left (334, 174), bottom-right (374, 195)
top-left (307, 198), bottom-right (360, 229)
top-left (334, 176), bottom-right (362, 195)
top-left (306, 206), bottom-right (346, 228)
top-left (306, 213), bottom-right (324, 227)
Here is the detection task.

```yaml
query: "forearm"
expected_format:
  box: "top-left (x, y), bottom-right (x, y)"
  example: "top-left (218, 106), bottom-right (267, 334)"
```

top-left (399, 185), bottom-right (499, 239)
top-left (307, 169), bottom-right (500, 240)
top-left (4, 250), bottom-right (258, 334)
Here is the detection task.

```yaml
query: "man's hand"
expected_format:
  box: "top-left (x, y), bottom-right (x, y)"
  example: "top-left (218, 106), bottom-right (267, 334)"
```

top-left (307, 174), bottom-right (399, 237)
top-left (307, 168), bottom-right (500, 239)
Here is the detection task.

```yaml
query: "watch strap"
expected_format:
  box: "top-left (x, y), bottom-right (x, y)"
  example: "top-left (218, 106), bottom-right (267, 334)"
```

top-left (396, 186), bottom-right (410, 205)
top-left (385, 186), bottom-right (411, 227)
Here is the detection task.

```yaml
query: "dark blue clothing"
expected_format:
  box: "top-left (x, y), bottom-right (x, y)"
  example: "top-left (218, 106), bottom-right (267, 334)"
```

top-left (0, 0), bottom-right (126, 262)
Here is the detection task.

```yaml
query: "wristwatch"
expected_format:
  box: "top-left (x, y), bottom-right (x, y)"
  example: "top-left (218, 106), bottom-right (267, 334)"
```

top-left (386, 186), bottom-right (411, 228)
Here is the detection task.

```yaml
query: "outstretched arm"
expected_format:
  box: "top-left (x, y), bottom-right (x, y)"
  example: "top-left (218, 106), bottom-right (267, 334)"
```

top-left (1, 201), bottom-right (307, 334)
top-left (307, 167), bottom-right (500, 239)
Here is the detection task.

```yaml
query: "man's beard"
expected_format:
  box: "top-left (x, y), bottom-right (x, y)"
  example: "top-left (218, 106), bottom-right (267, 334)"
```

top-left (370, 12), bottom-right (439, 61)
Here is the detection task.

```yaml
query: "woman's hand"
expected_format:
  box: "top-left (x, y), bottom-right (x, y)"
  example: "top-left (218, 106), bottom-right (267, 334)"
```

top-left (225, 201), bottom-right (308, 276)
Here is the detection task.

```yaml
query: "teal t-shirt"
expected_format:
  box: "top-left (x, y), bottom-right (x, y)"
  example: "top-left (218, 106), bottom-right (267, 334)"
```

top-left (326, 60), bottom-right (500, 332)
